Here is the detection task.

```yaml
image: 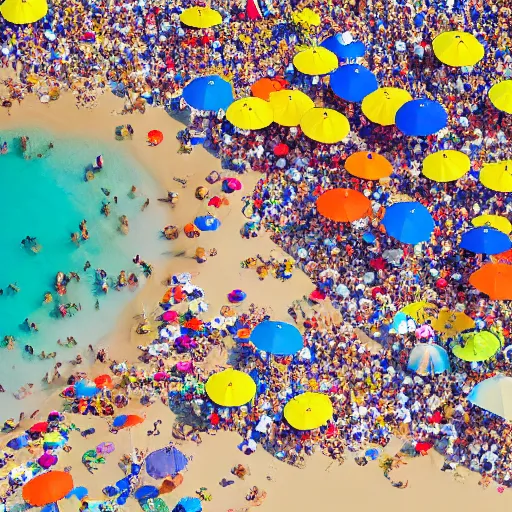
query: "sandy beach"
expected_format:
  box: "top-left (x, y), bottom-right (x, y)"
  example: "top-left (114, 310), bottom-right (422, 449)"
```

top-left (1, 90), bottom-right (511, 512)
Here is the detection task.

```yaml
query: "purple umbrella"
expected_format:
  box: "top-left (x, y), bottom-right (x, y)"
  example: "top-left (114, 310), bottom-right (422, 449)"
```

top-left (38, 452), bottom-right (58, 469)
top-left (145, 447), bottom-right (188, 479)
top-left (96, 442), bottom-right (115, 455)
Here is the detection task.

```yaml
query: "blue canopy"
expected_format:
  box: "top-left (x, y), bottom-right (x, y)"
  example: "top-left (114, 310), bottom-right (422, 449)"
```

top-left (250, 320), bottom-right (303, 355)
top-left (395, 99), bottom-right (448, 136)
top-left (194, 215), bottom-right (221, 231)
top-left (172, 497), bottom-right (202, 512)
top-left (112, 415), bottom-right (128, 427)
top-left (145, 447), bottom-right (188, 480)
top-left (183, 75), bottom-right (234, 112)
top-left (75, 380), bottom-right (100, 398)
top-left (65, 487), bottom-right (89, 500)
top-left (321, 35), bottom-right (365, 59)
top-left (7, 434), bottom-right (29, 450)
top-left (330, 64), bottom-right (378, 102)
top-left (460, 227), bottom-right (512, 255)
top-left (382, 201), bottom-right (434, 245)
top-left (407, 344), bottom-right (451, 375)
top-left (134, 486), bottom-right (159, 501)
top-left (41, 504), bottom-right (59, 512)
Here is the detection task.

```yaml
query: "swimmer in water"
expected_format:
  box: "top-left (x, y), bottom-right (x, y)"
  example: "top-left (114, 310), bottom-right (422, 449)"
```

top-left (24, 345), bottom-right (34, 355)
top-left (84, 261), bottom-right (91, 271)
top-left (8, 283), bottom-right (20, 293)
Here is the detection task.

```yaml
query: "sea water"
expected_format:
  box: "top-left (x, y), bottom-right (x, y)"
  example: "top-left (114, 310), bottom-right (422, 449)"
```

top-left (0, 129), bottom-right (168, 412)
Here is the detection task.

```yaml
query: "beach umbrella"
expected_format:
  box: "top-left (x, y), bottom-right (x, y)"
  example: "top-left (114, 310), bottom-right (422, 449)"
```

top-left (273, 143), bottom-right (289, 157)
top-left (293, 47), bottom-right (338, 76)
top-left (330, 64), bottom-right (378, 102)
top-left (22, 471), bottom-right (73, 506)
top-left (316, 188), bottom-right (371, 222)
top-left (250, 320), bottom-right (303, 355)
top-left (74, 380), bottom-right (101, 398)
top-left (226, 97), bottom-right (273, 130)
top-left (162, 310), bottom-right (178, 322)
top-left (250, 77), bottom-right (287, 101)
top-left (269, 90), bottom-right (314, 127)
top-left (194, 215), bottom-right (221, 231)
top-left (321, 35), bottom-right (365, 60)
top-left (382, 201), bottom-right (434, 245)
top-left (0, 0), bottom-right (48, 24)
top-left (400, 302), bottom-right (437, 322)
top-left (38, 452), bottom-right (58, 469)
top-left (395, 99), bottom-right (448, 136)
top-left (469, 263), bottom-right (512, 300)
top-left (65, 487), bottom-right (89, 501)
top-left (179, 7), bottom-right (222, 28)
top-left (94, 374), bottom-right (113, 389)
top-left (29, 421), bottom-right (49, 433)
top-left (344, 151), bottom-right (393, 180)
top-left (453, 331), bottom-right (501, 362)
top-left (205, 369), bottom-right (256, 407)
top-left (407, 344), bottom-right (450, 375)
top-left (173, 497), bottom-right (202, 512)
top-left (472, 215), bottom-right (512, 235)
top-left (284, 392), bottom-right (333, 430)
top-left (300, 108), bottom-right (350, 144)
top-left (429, 310), bottom-right (475, 337)
top-left (147, 130), bottom-right (164, 145)
top-left (479, 160), bottom-right (512, 192)
top-left (489, 80), bottom-right (512, 114)
top-left (96, 442), bottom-right (115, 454)
top-left (468, 375), bottom-right (512, 421)
top-left (292, 7), bottom-right (321, 26)
top-left (182, 75), bottom-right (234, 112)
top-left (134, 486), bottom-right (160, 501)
top-left (422, 150), bottom-right (470, 182)
top-left (228, 289), bottom-right (246, 303)
top-left (432, 31), bottom-right (484, 67)
top-left (145, 447), bottom-right (188, 480)
top-left (361, 87), bottom-right (412, 126)
top-left (113, 414), bottom-right (144, 429)
top-left (460, 227), bottom-right (511, 255)
top-left (223, 177), bottom-right (242, 192)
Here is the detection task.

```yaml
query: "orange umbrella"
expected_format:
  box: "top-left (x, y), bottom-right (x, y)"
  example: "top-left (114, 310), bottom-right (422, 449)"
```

top-left (251, 77), bottom-right (288, 101)
top-left (491, 248), bottom-right (512, 265)
top-left (22, 471), bottom-right (73, 506)
top-left (161, 289), bottom-right (173, 303)
top-left (147, 130), bottom-right (163, 145)
top-left (94, 374), bottom-right (113, 389)
top-left (117, 414), bottom-right (145, 429)
top-left (469, 263), bottom-right (512, 300)
top-left (345, 152), bottom-right (393, 180)
top-left (316, 188), bottom-right (371, 222)
top-left (184, 318), bottom-right (203, 331)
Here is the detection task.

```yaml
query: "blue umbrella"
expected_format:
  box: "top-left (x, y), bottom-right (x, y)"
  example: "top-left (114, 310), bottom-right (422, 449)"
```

top-left (112, 415), bottom-right (128, 428)
top-left (460, 227), bottom-right (512, 255)
top-left (362, 232), bottom-right (376, 244)
top-left (145, 447), bottom-right (188, 480)
top-left (407, 344), bottom-right (450, 375)
top-left (182, 75), bottom-right (234, 112)
top-left (194, 215), bottom-right (221, 232)
top-left (250, 320), bottom-right (303, 355)
top-left (382, 201), bottom-right (434, 245)
top-left (330, 64), bottom-right (378, 102)
top-left (321, 35), bottom-right (365, 60)
top-left (172, 497), bottom-right (202, 512)
top-left (395, 99), bottom-right (448, 136)
top-left (74, 380), bottom-right (100, 398)
top-left (65, 487), bottom-right (89, 501)
top-left (134, 486), bottom-right (159, 502)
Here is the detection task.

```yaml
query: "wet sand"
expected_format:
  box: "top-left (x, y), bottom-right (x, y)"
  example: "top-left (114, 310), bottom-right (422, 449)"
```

top-left (1, 91), bottom-right (511, 511)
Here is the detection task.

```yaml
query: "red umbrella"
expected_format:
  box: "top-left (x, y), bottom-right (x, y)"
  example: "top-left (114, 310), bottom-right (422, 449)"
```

top-left (94, 374), bottom-right (113, 389)
top-left (147, 130), bottom-right (164, 145)
top-left (29, 422), bottom-right (49, 433)
top-left (436, 278), bottom-right (448, 289)
top-left (369, 257), bottom-right (387, 270)
top-left (208, 196), bottom-right (223, 208)
top-left (273, 143), bottom-right (289, 157)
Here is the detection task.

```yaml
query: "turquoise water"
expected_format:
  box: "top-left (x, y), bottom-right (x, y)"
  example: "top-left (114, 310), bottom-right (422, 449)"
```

top-left (0, 129), bottom-right (167, 399)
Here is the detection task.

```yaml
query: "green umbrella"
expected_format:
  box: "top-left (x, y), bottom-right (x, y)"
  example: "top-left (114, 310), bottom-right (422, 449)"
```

top-left (452, 331), bottom-right (501, 362)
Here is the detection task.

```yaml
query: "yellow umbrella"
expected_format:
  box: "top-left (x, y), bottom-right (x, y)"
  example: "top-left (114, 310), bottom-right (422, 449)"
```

top-left (472, 214), bottom-right (512, 235)
top-left (269, 90), bottom-right (314, 126)
top-left (422, 150), bottom-right (470, 182)
top-left (361, 87), bottom-right (412, 126)
top-left (429, 309), bottom-right (475, 338)
top-left (489, 80), bottom-right (512, 114)
top-left (205, 369), bottom-right (256, 407)
top-left (300, 107), bottom-right (350, 144)
top-left (293, 47), bottom-right (338, 76)
top-left (453, 331), bottom-right (501, 362)
top-left (480, 160), bottom-right (512, 192)
top-left (0, 0), bottom-right (47, 24)
top-left (284, 392), bottom-right (333, 430)
top-left (179, 7), bottom-right (222, 28)
top-left (432, 31), bottom-right (484, 67)
top-left (400, 302), bottom-right (437, 322)
top-left (293, 7), bottom-right (321, 26)
top-left (226, 97), bottom-right (273, 130)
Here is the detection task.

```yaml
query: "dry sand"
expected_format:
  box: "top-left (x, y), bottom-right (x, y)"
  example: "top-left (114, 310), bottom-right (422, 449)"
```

top-left (1, 91), bottom-right (511, 512)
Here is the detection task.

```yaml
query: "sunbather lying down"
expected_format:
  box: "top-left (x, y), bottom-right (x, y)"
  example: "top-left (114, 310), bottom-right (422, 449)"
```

top-left (246, 486), bottom-right (267, 506)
